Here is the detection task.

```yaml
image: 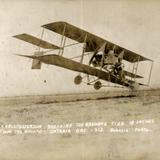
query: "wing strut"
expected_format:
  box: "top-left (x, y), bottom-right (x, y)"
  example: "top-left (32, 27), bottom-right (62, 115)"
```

top-left (131, 55), bottom-right (140, 81)
top-left (59, 23), bottom-right (66, 56)
top-left (147, 60), bottom-right (154, 85)
top-left (38, 28), bottom-right (45, 52)
top-left (80, 34), bottom-right (87, 64)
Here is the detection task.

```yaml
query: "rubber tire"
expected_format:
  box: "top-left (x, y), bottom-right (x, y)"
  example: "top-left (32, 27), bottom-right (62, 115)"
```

top-left (94, 81), bottom-right (102, 90)
top-left (74, 75), bottom-right (82, 85)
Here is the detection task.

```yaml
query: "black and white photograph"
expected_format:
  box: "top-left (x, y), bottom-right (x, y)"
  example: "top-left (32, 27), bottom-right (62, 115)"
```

top-left (0, 0), bottom-right (160, 159)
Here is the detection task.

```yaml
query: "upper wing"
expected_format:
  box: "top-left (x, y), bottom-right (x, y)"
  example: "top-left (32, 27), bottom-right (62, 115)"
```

top-left (13, 33), bottom-right (61, 49)
top-left (42, 21), bottom-right (151, 63)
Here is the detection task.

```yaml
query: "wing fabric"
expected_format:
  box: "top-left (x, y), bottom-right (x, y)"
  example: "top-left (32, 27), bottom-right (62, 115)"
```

top-left (124, 70), bottom-right (143, 78)
top-left (18, 54), bottom-right (131, 88)
top-left (42, 22), bottom-right (107, 53)
top-left (13, 33), bottom-right (61, 49)
top-left (18, 54), bottom-right (144, 88)
top-left (42, 21), bottom-right (150, 63)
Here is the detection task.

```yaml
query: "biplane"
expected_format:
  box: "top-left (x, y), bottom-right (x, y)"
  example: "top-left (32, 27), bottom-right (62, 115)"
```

top-left (13, 21), bottom-right (153, 90)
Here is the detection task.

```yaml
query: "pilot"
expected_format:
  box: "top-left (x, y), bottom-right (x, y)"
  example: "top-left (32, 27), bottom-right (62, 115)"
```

top-left (103, 47), bottom-right (118, 72)
top-left (113, 58), bottom-right (125, 80)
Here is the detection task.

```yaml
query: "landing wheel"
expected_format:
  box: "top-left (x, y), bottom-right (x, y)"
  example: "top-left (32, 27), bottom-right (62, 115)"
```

top-left (94, 81), bottom-right (102, 90)
top-left (74, 75), bottom-right (82, 85)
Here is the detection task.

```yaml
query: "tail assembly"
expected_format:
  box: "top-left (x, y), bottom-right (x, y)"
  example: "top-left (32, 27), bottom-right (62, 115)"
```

top-left (31, 51), bottom-right (44, 69)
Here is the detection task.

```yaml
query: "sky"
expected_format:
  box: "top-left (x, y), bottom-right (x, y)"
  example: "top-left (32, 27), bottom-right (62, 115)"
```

top-left (0, 0), bottom-right (160, 97)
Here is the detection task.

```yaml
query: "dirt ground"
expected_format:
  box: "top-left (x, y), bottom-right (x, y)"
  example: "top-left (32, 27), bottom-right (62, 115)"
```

top-left (0, 92), bottom-right (160, 160)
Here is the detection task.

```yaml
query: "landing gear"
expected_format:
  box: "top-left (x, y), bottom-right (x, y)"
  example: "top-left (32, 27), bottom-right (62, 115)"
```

top-left (74, 75), bottom-right (103, 90)
top-left (74, 75), bottom-right (82, 85)
top-left (94, 81), bottom-right (102, 90)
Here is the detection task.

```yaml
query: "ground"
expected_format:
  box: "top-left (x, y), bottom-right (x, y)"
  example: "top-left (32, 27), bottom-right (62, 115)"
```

top-left (0, 91), bottom-right (160, 160)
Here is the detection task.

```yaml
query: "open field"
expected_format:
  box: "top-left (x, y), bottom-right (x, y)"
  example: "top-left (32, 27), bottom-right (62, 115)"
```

top-left (0, 89), bottom-right (160, 160)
